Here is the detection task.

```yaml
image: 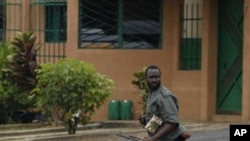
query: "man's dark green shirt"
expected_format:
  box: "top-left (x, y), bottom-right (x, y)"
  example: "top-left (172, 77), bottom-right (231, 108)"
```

top-left (145, 85), bottom-right (187, 141)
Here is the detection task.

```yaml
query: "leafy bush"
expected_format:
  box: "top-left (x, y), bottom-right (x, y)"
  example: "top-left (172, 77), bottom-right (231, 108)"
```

top-left (32, 58), bottom-right (114, 126)
top-left (131, 67), bottom-right (150, 114)
top-left (0, 42), bottom-right (19, 123)
top-left (1, 32), bottom-right (41, 104)
top-left (0, 32), bottom-right (41, 124)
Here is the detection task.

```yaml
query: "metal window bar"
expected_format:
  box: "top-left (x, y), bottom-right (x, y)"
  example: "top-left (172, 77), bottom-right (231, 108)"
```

top-left (31, 0), bottom-right (66, 64)
top-left (123, 0), bottom-right (161, 49)
top-left (79, 0), bottom-right (162, 49)
top-left (45, 4), bottom-right (67, 42)
top-left (180, 0), bottom-right (202, 70)
top-left (0, 0), bottom-right (22, 42)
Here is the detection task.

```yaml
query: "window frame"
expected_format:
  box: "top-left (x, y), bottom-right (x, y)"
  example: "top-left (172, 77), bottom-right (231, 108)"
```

top-left (44, 1), bottom-right (67, 43)
top-left (179, 0), bottom-right (202, 70)
top-left (78, 0), bottom-right (163, 49)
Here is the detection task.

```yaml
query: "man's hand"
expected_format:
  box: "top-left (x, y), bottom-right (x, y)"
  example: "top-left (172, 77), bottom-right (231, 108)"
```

top-left (181, 131), bottom-right (191, 139)
top-left (137, 114), bottom-right (146, 126)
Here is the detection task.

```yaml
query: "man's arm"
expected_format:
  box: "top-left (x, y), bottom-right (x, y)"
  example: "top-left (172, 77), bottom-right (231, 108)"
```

top-left (146, 122), bottom-right (178, 141)
top-left (146, 93), bottom-right (179, 141)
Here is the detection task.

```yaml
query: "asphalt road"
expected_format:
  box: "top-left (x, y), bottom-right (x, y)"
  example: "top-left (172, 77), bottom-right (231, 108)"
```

top-left (2, 121), bottom-right (230, 141)
top-left (110, 127), bottom-right (230, 141)
top-left (188, 128), bottom-right (229, 141)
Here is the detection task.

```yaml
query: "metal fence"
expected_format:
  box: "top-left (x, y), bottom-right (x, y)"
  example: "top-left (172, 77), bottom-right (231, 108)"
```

top-left (180, 0), bottom-right (202, 70)
top-left (0, 0), bottom-right (22, 42)
top-left (31, 0), bottom-right (66, 64)
top-left (0, 0), bottom-right (66, 64)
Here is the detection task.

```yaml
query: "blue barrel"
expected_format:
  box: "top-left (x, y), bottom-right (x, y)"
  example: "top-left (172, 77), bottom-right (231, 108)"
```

top-left (108, 100), bottom-right (120, 120)
top-left (120, 100), bottom-right (133, 120)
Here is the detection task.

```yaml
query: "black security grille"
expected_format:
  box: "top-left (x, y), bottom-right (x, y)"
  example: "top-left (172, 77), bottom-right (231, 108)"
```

top-left (0, 0), bottom-right (21, 42)
top-left (180, 1), bottom-right (202, 70)
top-left (79, 0), bottom-right (162, 49)
top-left (45, 3), bottom-right (66, 42)
top-left (31, 0), bottom-right (66, 63)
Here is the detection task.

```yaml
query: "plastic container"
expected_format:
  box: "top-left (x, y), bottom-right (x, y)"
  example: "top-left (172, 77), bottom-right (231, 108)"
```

top-left (108, 100), bottom-right (120, 120)
top-left (120, 100), bottom-right (133, 120)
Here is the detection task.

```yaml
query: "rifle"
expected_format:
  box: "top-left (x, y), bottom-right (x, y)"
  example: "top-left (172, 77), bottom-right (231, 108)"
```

top-left (116, 133), bottom-right (145, 141)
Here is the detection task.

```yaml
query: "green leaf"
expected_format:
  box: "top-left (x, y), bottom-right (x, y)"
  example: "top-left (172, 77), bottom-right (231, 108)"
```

top-left (32, 58), bottom-right (114, 125)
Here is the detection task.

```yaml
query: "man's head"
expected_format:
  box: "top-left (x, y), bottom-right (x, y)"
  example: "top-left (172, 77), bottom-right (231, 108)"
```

top-left (145, 65), bottom-right (161, 91)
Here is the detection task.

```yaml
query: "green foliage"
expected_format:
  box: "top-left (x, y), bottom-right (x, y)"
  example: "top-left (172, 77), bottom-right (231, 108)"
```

top-left (0, 32), bottom-right (41, 124)
top-left (0, 42), bottom-right (14, 98)
top-left (0, 42), bottom-right (19, 123)
top-left (131, 67), bottom-right (150, 114)
top-left (0, 42), bottom-right (12, 102)
top-left (32, 58), bottom-right (114, 125)
top-left (2, 31), bottom-right (41, 99)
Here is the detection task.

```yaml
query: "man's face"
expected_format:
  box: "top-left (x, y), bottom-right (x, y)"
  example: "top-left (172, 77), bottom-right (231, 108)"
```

top-left (146, 68), bottom-right (161, 91)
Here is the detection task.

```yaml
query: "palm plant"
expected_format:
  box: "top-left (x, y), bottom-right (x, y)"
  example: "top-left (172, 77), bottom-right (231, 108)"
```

top-left (2, 31), bottom-right (41, 98)
top-left (0, 32), bottom-right (41, 123)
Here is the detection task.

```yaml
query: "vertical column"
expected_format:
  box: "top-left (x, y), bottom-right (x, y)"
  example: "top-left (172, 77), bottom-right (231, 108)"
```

top-left (22, 0), bottom-right (31, 32)
top-left (66, 0), bottom-right (79, 57)
top-left (163, 0), bottom-right (183, 88)
top-left (200, 0), bottom-right (218, 121)
top-left (242, 0), bottom-right (250, 121)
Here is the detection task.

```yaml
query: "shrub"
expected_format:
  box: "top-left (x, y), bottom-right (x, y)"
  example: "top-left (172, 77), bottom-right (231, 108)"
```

top-left (31, 58), bottom-right (114, 127)
top-left (0, 42), bottom-right (19, 123)
top-left (1, 31), bottom-right (41, 104)
top-left (131, 67), bottom-right (150, 114)
top-left (0, 32), bottom-right (41, 124)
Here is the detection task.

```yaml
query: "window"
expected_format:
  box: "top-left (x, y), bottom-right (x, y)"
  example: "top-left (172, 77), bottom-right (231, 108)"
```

top-left (180, 0), bottom-right (202, 70)
top-left (35, 0), bottom-right (67, 42)
top-left (32, 0), bottom-right (67, 63)
top-left (79, 0), bottom-right (162, 49)
top-left (0, 0), bottom-right (5, 42)
top-left (0, 0), bottom-right (22, 42)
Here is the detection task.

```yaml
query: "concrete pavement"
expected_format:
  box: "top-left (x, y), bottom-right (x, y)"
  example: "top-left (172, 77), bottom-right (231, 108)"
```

top-left (0, 120), bottom-right (232, 141)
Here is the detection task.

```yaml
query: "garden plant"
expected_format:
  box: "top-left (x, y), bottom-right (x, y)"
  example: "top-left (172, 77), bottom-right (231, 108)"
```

top-left (0, 31), bottom-right (41, 123)
top-left (31, 58), bottom-right (114, 134)
top-left (131, 67), bottom-right (150, 115)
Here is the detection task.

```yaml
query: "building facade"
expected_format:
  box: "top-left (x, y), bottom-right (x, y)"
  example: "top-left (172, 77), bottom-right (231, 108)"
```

top-left (2, 0), bottom-right (250, 122)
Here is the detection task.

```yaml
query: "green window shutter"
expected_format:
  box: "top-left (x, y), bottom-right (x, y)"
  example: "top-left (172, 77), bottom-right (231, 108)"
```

top-left (44, 2), bottom-right (66, 43)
